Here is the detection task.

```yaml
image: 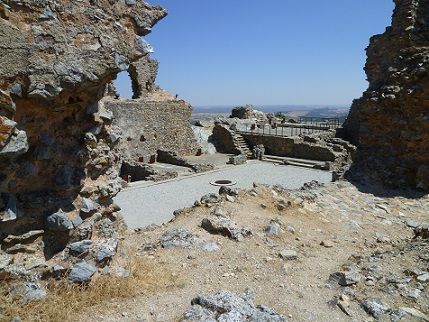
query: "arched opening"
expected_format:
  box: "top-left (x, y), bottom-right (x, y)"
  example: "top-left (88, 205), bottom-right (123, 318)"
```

top-left (114, 71), bottom-right (134, 99)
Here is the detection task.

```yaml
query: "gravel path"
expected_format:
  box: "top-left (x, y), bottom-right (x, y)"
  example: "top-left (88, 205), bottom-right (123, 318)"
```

top-left (115, 161), bottom-right (332, 229)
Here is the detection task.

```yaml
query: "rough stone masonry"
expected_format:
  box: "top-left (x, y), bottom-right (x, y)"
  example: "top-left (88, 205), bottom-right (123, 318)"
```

top-left (103, 55), bottom-right (199, 168)
top-left (344, 0), bottom-right (429, 191)
top-left (0, 1), bottom-right (169, 262)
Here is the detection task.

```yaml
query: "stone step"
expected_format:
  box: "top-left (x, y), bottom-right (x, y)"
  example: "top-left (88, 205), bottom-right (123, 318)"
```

top-left (264, 155), bottom-right (326, 167)
top-left (262, 155), bottom-right (330, 170)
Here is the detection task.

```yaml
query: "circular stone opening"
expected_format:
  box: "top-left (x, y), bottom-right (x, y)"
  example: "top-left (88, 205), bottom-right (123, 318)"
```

top-left (210, 180), bottom-right (237, 187)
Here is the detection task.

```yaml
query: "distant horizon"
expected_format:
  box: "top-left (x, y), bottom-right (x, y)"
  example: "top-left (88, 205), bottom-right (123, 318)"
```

top-left (193, 103), bottom-right (350, 109)
top-left (192, 104), bottom-right (351, 115)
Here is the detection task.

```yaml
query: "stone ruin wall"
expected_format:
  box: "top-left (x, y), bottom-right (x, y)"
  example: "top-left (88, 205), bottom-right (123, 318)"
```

top-left (103, 55), bottom-right (199, 170)
top-left (105, 98), bottom-right (199, 165)
top-left (0, 0), bottom-right (169, 258)
top-left (344, 0), bottom-right (429, 190)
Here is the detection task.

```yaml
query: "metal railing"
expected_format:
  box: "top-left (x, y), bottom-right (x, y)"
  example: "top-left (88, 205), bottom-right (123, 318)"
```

top-left (298, 117), bottom-right (341, 130)
top-left (238, 120), bottom-right (338, 137)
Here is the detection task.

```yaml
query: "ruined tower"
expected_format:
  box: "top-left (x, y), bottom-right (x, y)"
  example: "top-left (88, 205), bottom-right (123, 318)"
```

top-left (344, 0), bottom-right (429, 190)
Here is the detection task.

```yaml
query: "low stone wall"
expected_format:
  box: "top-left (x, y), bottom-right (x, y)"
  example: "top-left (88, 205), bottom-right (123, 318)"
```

top-left (105, 98), bottom-right (199, 163)
top-left (211, 125), bottom-right (241, 155)
top-left (241, 134), bottom-right (337, 162)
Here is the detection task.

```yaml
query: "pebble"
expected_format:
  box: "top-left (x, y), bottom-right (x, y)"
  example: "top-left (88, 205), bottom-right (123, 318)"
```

top-left (417, 273), bottom-right (429, 283)
top-left (279, 250), bottom-right (298, 260)
top-left (320, 240), bottom-right (334, 248)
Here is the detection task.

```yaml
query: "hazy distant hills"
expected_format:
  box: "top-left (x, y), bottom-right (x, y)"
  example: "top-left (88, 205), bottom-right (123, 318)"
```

top-left (192, 105), bottom-right (350, 122)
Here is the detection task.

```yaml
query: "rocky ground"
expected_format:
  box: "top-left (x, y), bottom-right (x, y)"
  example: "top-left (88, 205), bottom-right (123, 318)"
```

top-left (76, 180), bottom-right (428, 322)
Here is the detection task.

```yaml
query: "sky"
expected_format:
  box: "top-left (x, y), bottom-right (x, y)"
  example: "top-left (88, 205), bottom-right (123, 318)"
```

top-left (115, 0), bottom-right (395, 107)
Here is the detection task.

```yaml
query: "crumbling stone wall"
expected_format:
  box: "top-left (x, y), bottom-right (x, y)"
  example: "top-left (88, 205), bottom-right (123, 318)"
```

top-left (344, 0), bottom-right (429, 190)
top-left (211, 125), bottom-right (242, 155)
top-left (242, 133), bottom-right (354, 169)
top-left (105, 98), bottom-right (199, 163)
top-left (0, 0), bottom-right (165, 263)
top-left (103, 41), bottom-right (199, 170)
top-left (128, 56), bottom-right (159, 99)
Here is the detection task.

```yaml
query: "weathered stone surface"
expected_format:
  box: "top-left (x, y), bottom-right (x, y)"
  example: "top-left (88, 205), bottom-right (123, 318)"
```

top-left (278, 250), bottom-right (298, 261)
top-left (45, 210), bottom-right (73, 232)
top-left (218, 186), bottom-right (240, 196)
top-left (180, 290), bottom-right (286, 322)
top-left (229, 154), bottom-right (247, 165)
top-left (95, 239), bottom-right (118, 263)
top-left (242, 132), bottom-right (354, 171)
top-left (344, 0), bottom-right (429, 190)
top-left (161, 228), bottom-right (219, 252)
top-left (361, 298), bottom-right (390, 319)
top-left (230, 105), bottom-right (266, 121)
top-left (201, 217), bottom-right (252, 241)
top-left (0, 0), bottom-right (167, 258)
top-left (80, 198), bottom-right (100, 214)
top-left (211, 124), bottom-right (243, 155)
top-left (3, 230), bottom-right (44, 246)
top-left (330, 271), bottom-right (362, 286)
top-left (106, 100), bottom-right (199, 167)
top-left (69, 261), bottom-right (97, 283)
top-left (120, 161), bottom-right (178, 182)
top-left (68, 240), bottom-right (93, 257)
top-left (200, 193), bottom-right (221, 205)
top-left (10, 281), bottom-right (47, 305)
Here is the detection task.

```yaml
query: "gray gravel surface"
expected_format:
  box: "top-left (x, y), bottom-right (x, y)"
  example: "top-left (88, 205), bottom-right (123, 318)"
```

top-left (114, 161), bottom-right (331, 229)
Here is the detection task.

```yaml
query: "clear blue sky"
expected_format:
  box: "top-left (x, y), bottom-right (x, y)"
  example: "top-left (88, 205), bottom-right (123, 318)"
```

top-left (115, 0), bottom-right (394, 107)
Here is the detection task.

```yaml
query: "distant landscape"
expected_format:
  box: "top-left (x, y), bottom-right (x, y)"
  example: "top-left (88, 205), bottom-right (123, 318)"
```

top-left (192, 105), bottom-right (351, 122)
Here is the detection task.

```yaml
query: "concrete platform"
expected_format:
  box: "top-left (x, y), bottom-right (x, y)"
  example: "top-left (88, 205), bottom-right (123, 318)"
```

top-left (114, 161), bottom-right (332, 229)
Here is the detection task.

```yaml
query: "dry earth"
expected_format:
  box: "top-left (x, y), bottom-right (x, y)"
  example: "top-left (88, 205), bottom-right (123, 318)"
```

top-left (78, 181), bottom-right (429, 322)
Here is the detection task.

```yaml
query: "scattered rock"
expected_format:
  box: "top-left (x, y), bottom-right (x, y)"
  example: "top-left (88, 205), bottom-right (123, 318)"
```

top-left (80, 198), bottom-right (100, 214)
top-left (69, 261), bottom-right (97, 283)
top-left (180, 290), bottom-right (286, 321)
top-left (219, 186), bottom-right (239, 196)
top-left (361, 298), bottom-right (390, 319)
top-left (10, 281), bottom-right (47, 305)
top-left (3, 230), bottom-right (44, 246)
top-left (330, 271), bottom-right (361, 286)
top-left (201, 217), bottom-right (252, 241)
top-left (417, 273), bottom-right (429, 283)
top-left (0, 254), bottom-right (13, 271)
top-left (200, 193), bottom-right (221, 205)
top-left (161, 228), bottom-right (219, 251)
top-left (95, 239), bottom-right (118, 263)
top-left (68, 240), bottom-right (93, 257)
top-left (45, 209), bottom-right (73, 232)
top-left (320, 240), bottom-right (334, 248)
top-left (161, 228), bottom-right (199, 249)
top-left (398, 307), bottom-right (429, 321)
top-left (405, 218), bottom-right (421, 229)
top-left (265, 222), bottom-right (281, 235)
top-left (279, 250), bottom-right (298, 260)
top-left (275, 199), bottom-right (291, 211)
top-left (5, 244), bottom-right (37, 254)
top-left (229, 154), bottom-right (247, 165)
top-left (414, 224), bottom-right (429, 239)
top-left (226, 195), bottom-right (236, 203)
top-left (52, 265), bottom-right (66, 278)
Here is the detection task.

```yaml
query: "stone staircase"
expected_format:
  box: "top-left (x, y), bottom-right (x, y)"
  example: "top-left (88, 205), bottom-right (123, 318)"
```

top-left (232, 133), bottom-right (252, 157)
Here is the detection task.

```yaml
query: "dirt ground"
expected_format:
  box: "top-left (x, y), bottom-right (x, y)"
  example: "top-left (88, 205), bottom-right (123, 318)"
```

top-left (78, 180), bottom-right (429, 322)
